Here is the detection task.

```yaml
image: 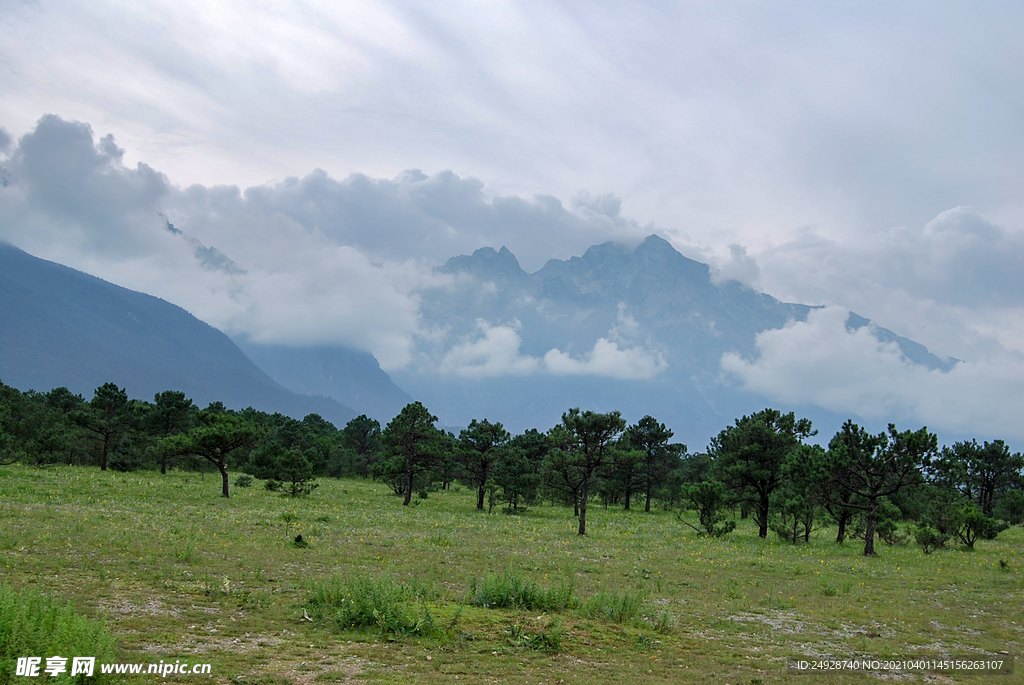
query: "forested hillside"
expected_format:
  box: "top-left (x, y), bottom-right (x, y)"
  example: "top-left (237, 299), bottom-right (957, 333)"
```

top-left (2, 378), bottom-right (1020, 557)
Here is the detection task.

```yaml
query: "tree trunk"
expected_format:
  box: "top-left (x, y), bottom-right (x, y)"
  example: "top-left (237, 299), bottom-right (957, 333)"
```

top-left (863, 510), bottom-right (877, 556)
top-left (981, 489), bottom-right (994, 517)
top-left (403, 469), bottom-right (414, 506)
top-left (578, 481), bottom-right (589, 535)
top-left (624, 487), bottom-right (631, 511)
top-left (219, 465), bottom-right (230, 498)
top-left (100, 433), bottom-right (110, 471)
top-left (160, 452), bottom-right (167, 475)
top-left (477, 484), bottom-right (486, 511)
top-left (836, 512), bottom-right (849, 544)
top-left (645, 485), bottom-right (652, 513)
top-left (573, 493), bottom-right (579, 517)
top-left (757, 495), bottom-right (770, 538)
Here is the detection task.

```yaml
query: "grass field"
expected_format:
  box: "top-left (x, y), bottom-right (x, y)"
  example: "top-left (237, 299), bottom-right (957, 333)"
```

top-left (1, 464), bottom-right (1021, 684)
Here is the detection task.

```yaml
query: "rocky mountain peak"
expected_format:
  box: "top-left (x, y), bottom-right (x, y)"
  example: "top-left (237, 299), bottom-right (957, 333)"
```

top-left (440, 245), bottom-right (526, 281)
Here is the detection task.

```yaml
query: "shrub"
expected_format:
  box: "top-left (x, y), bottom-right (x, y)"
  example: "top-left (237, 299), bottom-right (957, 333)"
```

top-left (914, 525), bottom-right (947, 555)
top-left (577, 589), bottom-right (647, 624)
top-left (469, 569), bottom-right (576, 612)
top-left (275, 449), bottom-right (319, 497)
top-left (503, 620), bottom-right (563, 654)
top-left (233, 474), bottom-right (254, 488)
top-left (679, 480), bottom-right (735, 537)
top-left (306, 575), bottom-right (432, 637)
top-left (650, 608), bottom-right (676, 634)
top-left (0, 584), bottom-right (116, 685)
top-left (956, 506), bottom-right (1009, 549)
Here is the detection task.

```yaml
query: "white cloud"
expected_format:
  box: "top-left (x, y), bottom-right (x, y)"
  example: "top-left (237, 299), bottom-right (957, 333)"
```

top-left (709, 243), bottom-right (761, 288)
top-left (753, 206), bottom-right (1024, 362)
top-left (0, 115), bottom-right (430, 370)
top-left (543, 339), bottom-right (666, 381)
top-left (438, 320), bottom-right (540, 378)
top-left (721, 306), bottom-right (1024, 440)
top-left (438, 319), bottom-right (666, 381)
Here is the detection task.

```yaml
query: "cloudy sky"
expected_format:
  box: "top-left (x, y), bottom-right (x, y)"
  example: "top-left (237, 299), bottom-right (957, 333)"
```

top-left (2, 1), bottom-right (1023, 439)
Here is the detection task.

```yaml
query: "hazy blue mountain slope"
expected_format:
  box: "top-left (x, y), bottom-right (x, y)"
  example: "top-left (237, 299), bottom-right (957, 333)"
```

top-left (397, 234), bottom-right (953, 447)
top-left (234, 340), bottom-right (414, 423)
top-left (845, 312), bottom-right (955, 371)
top-left (0, 243), bottom-right (356, 426)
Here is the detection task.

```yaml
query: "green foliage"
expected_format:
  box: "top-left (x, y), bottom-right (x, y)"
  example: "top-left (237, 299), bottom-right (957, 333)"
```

top-left (626, 415), bottom-right (682, 512)
top-left (914, 525), bottom-right (947, 554)
top-left (275, 449), bottom-right (319, 497)
top-left (457, 418), bottom-right (511, 511)
top-left (995, 489), bottom-right (1024, 524)
top-left (377, 402), bottom-right (445, 506)
top-left (599, 443), bottom-right (643, 510)
top-left (710, 408), bottom-right (815, 539)
top-left (772, 444), bottom-right (829, 544)
top-left (870, 500), bottom-right (907, 545)
top-left (233, 473), bottom-right (254, 488)
top-left (306, 574), bottom-right (434, 637)
top-left (336, 415), bottom-right (383, 478)
top-left (956, 506), bottom-right (1009, 549)
top-left (915, 484), bottom-right (963, 538)
top-left (933, 439), bottom-right (1024, 517)
top-left (680, 480), bottom-right (736, 537)
top-left (503, 620), bottom-right (563, 653)
top-left (162, 410), bottom-right (261, 497)
top-left (577, 589), bottom-right (648, 624)
top-left (848, 499), bottom-right (906, 547)
top-left (827, 421), bottom-right (935, 556)
top-left (490, 429), bottom-right (547, 512)
top-left (469, 568), bottom-right (576, 612)
top-left (549, 408), bottom-right (626, 535)
top-left (71, 383), bottom-right (132, 471)
top-left (0, 584), bottom-right (116, 685)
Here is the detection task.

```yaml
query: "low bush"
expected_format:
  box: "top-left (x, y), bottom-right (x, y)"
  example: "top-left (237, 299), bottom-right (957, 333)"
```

top-left (306, 574), bottom-right (433, 637)
top-left (576, 589), bottom-right (647, 624)
top-left (503, 620), bottom-right (563, 654)
top-left (956, 507), bottom-right (1008, 548)
top-left (469, 569), bottom-right (576, 612)
top-left (914, 524), bottom-right (947, 554)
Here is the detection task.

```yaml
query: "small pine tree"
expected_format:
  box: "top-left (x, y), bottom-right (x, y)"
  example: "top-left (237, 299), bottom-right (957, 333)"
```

top-left (276, 449), bottom-right (319, 497)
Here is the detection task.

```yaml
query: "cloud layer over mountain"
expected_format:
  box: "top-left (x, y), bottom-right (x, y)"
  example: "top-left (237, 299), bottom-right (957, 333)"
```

top-left (437, 316), bottom-right (666, 381)
top-left (0, 116), bottom-right (650, 368)
top-left (722, 306), bottom-right (1024, 438)
top-left (2, 115), bottom-right (1024, 441)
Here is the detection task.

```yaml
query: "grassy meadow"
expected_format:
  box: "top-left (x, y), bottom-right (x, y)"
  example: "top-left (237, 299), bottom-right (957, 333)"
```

top-left (1, 464), bottom-right (1021, 684)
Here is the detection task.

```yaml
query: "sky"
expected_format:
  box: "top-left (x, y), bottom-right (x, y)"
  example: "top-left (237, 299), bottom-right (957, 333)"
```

top-left (2, 1), bottom-right (1024, 439)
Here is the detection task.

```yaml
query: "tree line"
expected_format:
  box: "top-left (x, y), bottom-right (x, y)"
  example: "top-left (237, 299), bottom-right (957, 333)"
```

top-left (1, 379), bottom-right (1022, 555)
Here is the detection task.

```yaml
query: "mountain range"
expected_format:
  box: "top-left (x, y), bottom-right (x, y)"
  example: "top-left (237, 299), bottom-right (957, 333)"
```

top-left (1, 236), bottom-right (954, 446)
top-left (390, 235), bottom-right (953, 445)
